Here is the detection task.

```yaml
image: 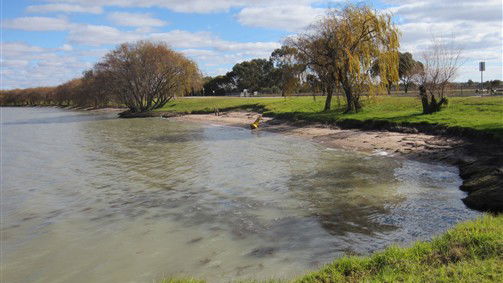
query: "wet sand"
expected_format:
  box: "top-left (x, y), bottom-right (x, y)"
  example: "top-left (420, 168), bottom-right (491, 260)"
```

top-left (172, 111), bottom-right (469, 164)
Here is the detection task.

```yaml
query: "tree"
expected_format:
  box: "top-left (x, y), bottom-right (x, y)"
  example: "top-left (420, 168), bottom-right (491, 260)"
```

top-left (203, 75), bottom-right (234, 95)
top-left (228, 59), bottom-right (275, 92)
top-left (94, 41), bottom-right (202, 113)
top-left (487, 80), bottom-right (501, 91)
top-left (289, 4), bottom-right (400, 112)
top-left (467, 79), bottom-right (474, 87)
top-left (78, 70), bottom-right (114, 108)
top-left (398, 52), bottom-right (423, 93)
top-left (53, 78), bottom-right (81, 106)
top-left (416, 37), bottom-right (462, 114)
top-left (270, 46), bottom-right (304, 96)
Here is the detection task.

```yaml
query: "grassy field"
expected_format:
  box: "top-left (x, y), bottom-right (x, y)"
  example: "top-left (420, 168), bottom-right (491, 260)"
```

top-left (158, 96), bottom-right (503, 139)
top-left (161, 214), bottom-right (502, 283)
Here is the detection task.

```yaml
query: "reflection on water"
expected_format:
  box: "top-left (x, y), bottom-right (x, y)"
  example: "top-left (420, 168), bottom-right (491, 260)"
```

top-left (1, 107), bottom-right (480, 282)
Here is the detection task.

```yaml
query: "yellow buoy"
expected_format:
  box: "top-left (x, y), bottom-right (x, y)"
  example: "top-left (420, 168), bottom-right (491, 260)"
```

top-left (250, 116), bottom-right (262, 129)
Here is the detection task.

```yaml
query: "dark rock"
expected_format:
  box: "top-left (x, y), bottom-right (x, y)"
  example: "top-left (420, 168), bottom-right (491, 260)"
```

top-left (462, 184), bottom-right (503, 213)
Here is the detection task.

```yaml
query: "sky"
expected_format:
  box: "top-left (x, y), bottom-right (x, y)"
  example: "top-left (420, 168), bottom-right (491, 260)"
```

top-left (1, 0), bottom-right (502, 89)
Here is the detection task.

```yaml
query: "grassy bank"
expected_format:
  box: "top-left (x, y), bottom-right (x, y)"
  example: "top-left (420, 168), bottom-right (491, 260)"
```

top-left (297, 214), bottom-right (502, 282)
top-left (157, 96), bottom-right (503, 140)
top-left (161, 214), bottom-right (502, 283)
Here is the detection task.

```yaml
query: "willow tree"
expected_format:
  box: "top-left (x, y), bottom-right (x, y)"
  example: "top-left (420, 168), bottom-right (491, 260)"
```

top-left (289, 4), bottom-right (400, 112)
top-left (94, 41), bottom-right (202, 113)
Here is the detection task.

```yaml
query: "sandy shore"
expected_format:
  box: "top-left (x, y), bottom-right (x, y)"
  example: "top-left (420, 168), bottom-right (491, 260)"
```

top-left (172, 111), bottom-right (469, 164)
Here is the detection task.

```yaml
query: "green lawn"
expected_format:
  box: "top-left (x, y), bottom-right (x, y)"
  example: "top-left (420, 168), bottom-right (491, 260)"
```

top-left (161, 214), bottom-right (503, 283)
top-left (158, 96), bottom-right (503, 140)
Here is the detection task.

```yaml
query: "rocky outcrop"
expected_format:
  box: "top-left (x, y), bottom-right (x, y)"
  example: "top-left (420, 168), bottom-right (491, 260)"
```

top-left (459, 157), bottom-right (503, 213)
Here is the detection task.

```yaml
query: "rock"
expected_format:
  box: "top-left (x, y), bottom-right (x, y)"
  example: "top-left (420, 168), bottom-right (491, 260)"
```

top-left (458, 157), bottom-right (503, 213)
top-left (462, 184), bottom-right (503, 213)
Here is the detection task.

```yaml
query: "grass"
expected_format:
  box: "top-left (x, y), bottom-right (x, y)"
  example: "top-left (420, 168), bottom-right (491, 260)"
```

top-left (297, 214), bottom-right (503, 283)
top-left (160, 214), bottom-right (503, 283)
top-left (157, 96), bottom-right (503, 140)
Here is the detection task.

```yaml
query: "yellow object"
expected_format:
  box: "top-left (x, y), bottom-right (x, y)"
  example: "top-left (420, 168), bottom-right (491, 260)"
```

top-left (250, 116), bottom-right (262, 129)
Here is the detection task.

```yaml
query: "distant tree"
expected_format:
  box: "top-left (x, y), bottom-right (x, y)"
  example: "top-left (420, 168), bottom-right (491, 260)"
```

top-left (94, 41), bottom-right (202, 113)
top-left (228, 59), bottom-right (275, 92)
top-left (372, 52), bottom-right (422, 95)
top-left (416, 37), bottom-right (462, 114)
top-left (289, 4), bottom-right (400, 112)
top-left (398, 52), bottom-right (423, 93)
top-left (467, 79), bottom-right (474, 87)
top-left (487, 80), bottom-right (501, 91)
top-left (78, 70), bottom-right (114, 108)
top-left (203, 75), bottom-right (235, 95)
top-left (270, 46), bottom-right (304, 96)
top-left (53, 78), bottom-right (81, 106)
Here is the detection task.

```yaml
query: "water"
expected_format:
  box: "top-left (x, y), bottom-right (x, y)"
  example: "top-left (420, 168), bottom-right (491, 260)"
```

top-left (0, 107), bottom-right (480, 282)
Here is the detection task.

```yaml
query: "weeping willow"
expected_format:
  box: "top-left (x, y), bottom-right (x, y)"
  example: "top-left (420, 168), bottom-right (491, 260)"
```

top-left (291, 4), bottom-right (400, 112)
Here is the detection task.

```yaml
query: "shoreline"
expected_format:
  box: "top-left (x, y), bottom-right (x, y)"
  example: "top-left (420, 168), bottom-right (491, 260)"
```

top-left (169, 111), bottom-right (502, 213)
top-left (4, 105), bottom-right (500, 212)
top-left (171, 111), bottom-right (466, 164)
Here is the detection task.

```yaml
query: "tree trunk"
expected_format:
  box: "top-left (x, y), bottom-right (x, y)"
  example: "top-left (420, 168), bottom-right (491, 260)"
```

top-left (420, 84), bottom-right (448, 114)
top-left (343, 86), bottom-right (361, 113)
top-left (323, 86), bottom-right (333, 112)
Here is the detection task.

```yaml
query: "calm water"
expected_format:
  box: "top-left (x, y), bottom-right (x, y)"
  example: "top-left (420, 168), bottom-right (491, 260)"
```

top-left (1, 107), bottom-right (479, 282)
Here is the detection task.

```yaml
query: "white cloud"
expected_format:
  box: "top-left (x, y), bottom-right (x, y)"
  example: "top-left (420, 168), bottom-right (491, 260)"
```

top-left (26, 4), bottom-right (103, 14)
top-left (386, 0), bottom-right (503, 81)
top-left (42, 0), bottom-right (316, 13)
top-left (2, 16), bottom-right (71, 31)
top-left (68, 24), bottom-right (142, 46)
top-left (236, 5), bottom-right (325, 31)
top-left (107, 12), bottom-right (168, 27)
top-left (0, 42), bottom-right (93, 89)
top-left (60, 44), bottom-right (73, 51)
top-left (1, 59), bottom-right (30, 68)
top-left (1, 42), bottom-right (50, 59)
top-left (3, 0), bottom-right (501, 88)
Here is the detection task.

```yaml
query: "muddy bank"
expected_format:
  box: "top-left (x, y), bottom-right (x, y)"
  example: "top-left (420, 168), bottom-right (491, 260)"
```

top-left (169, 111), bottom-right (502, 213)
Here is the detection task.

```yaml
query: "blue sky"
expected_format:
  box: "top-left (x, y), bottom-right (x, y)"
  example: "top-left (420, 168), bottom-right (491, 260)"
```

top-left (1, 0), bottom-right (502, 89)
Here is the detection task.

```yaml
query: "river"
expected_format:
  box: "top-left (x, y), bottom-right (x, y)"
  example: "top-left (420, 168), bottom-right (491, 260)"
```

top-left (0, 107), bottom-right (480, 282)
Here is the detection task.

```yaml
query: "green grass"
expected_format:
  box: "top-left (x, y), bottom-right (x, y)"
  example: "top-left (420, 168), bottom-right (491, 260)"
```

top-left (297, 214), bottom-right (503, 283)
top-left (157, 96), bottom-right (503, 139)
top-left (160, 214), bottom-right (503, 283)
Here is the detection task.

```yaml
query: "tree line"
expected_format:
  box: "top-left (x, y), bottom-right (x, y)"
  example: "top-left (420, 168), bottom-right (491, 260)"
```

top-left (204, 4), bottom-right (461, 114)
top-left (1, 41), bottom-right (203, 113)
top-left (2, 4), bottom-right (470, 114)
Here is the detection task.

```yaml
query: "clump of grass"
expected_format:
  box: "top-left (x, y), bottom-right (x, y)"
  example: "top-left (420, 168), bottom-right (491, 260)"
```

top-left (296, 214), bottom-right (503, 282)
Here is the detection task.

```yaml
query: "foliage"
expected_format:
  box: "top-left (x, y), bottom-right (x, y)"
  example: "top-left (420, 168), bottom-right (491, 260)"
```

top-left (0, 41), bottom-right (203, 110)
top-left (398, 52), bottom-right (423, 93)
top-left (202, 75), bottom-right (234, 96)
top-left (228, 59), bottom-right (276, 92)
top-left (94, 41), bottom-right (202, 112)
top-left (289, 4), bottom-right (400, 112)
top-left (270, 46), bottom-right (305, 96)
top-left (486, 80), bottom-right (502, 91)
